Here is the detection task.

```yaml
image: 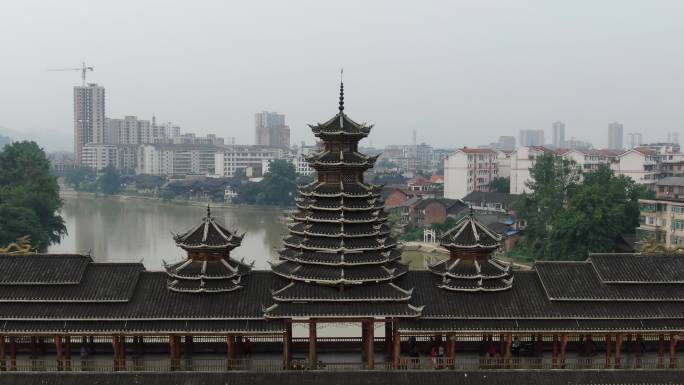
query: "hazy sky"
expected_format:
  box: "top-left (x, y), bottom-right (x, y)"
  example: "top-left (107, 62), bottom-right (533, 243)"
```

top-left (1, 0), bottom-right (683, 152)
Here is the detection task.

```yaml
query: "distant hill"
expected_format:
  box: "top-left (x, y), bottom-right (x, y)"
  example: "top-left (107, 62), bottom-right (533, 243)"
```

top-left (0, 126), bottom-right (72, 152)
top-left (0, 134), bottom-right (10, 148)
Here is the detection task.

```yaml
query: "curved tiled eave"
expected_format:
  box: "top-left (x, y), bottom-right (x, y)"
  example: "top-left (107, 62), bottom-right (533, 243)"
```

top-left (298, 182), bottom-right (382, 198)
top-left (426, 257), bottom-right (511, 280)
top-left (283, 235), bottom-right (396, 252)
top-left (438, 276), bottom-right (514, 292)
top-left (166, 278), bottom-right (243, 293)
top-left (295, 200), bottom-right (384, 212)
top-left (278, 248), bottom-right (402, 266)
top-left (163, 258), bottom-right (253, 281)
top-left (292, 212), bottom-right (388, 224)
top-left (288, 222), bottom-right (390, 239)
top-left (271, 281), bottom-right (413, 302)
top-left (270, 260), bottom-right (408, 285)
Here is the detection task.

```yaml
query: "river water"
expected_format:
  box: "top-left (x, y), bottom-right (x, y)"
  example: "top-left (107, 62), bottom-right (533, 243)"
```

top-left (49, 196), bottom-right (288, 270)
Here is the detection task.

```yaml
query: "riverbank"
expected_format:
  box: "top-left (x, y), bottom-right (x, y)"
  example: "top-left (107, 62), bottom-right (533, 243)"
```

top-left (59, 189), bottom-right (292, 210)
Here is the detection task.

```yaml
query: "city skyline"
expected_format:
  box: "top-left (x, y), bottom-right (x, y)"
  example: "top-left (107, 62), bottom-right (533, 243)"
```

top-left (1, 1), bottom-right (683, 152)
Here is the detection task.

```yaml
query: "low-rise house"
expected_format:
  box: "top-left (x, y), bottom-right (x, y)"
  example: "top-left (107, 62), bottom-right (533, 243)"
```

top-left (462, 191), bottom-right (519, 214)
top-left (412, 198), bottom-right (467, 226)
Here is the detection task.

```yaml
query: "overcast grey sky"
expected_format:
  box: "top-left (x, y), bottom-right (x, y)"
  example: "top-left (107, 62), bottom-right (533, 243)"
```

top-left (0, 0), bottom-right (682, 151)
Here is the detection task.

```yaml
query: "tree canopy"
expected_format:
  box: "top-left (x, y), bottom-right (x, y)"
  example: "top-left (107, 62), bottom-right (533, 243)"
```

top-left (98, 165), bottom-right (122, 195)
top-left (489, 177), bottom-right (510, 193)
top-left (236, 160), bottom-right (298, 206)
top-left (513, 153), bottom-right (652, 261)
top-left (0, 141), bottom-right (66, 250)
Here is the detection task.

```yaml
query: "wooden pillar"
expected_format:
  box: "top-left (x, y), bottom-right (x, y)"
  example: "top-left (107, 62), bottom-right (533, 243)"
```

top-left (9, 337), bottom-right (16, 371)
top-left (384, 319), bottom-right (392, 355)
top-left (361, 321), bottom-right (367, 362)
top-left (227, 335), bottom-right (235, 361)
top-left (283, 323), bottom-right (292, 369)
top-left (30, 336), bottom-right (38, 359)
top-left (614, 333), bottom-right (623, 368)
top-left (551, 334), bottom-right (559, 367)
top-left (535, 334), bottom-right (543, 357)
top-left (184, 336), bottom-right (193, 358)
top-left (584, 334), bottom-right (592, 356)
top-left (118, 336), bottom-right (126, 370)
top-left (392, 321), bottom-right (401, 368)
top-left (0, 335), bottom-right (6, 371)
top-left (169, 335), bottom-right (180, 370)
top-left (308, 321), bottom-right (317, 369)
top-left (658, 334), bottom-right (665, 368)
top-left (64, 336), bottom-right (71, 370)
top-left (670, 333), bottom-right (679, 368)
top-left (56, 335), bottom-right (64, 371)
top-left (605, 334), bottom-right (612, 368)
top-left (365, 320), bottom-right (375, 369)
top-left (111, 335), bottom-right (119, 371)
top-left (504, 333), bottom-right (512, 359)
top-left (560, 334), bottom-right (568, 367)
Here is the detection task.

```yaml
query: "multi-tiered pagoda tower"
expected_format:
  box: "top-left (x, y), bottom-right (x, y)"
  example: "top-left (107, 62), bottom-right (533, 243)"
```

top-left (266, 82), bottom-right (421, 320)
top-left (427, 210), bottom-right (513, 291)
top-left (164, 206), bottom-right (252, 293)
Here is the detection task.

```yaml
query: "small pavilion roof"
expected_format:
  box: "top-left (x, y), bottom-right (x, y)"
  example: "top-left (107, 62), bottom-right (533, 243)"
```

top-left (440, 210), bottom-right (502, 250)
top-left (173, 206), bottom-right (243, 250)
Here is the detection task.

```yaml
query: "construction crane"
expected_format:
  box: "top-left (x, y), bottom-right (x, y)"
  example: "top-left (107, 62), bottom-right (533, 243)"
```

top-left (47, 62), bottom-right (94, 86)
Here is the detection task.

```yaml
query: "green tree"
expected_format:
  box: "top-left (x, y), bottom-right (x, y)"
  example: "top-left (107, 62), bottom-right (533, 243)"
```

top-left (98, 165), bottom-right (121, 195)
top-left (236, 160), bottom-right (298, 206)
top-left (489, 177), bottom-right (510, 193)
top-left (64, 167), bottom-right (95, 189)
top-left (547, 165), bottom-right (654, 259)
top-left (0, 141), bottom-right (66, 250)
top-left (513, 152), bottom-right (581, 259)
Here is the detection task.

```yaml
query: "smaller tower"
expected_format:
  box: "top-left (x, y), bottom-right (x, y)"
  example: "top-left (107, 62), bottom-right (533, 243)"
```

top-left (427, 211), bottom-right (513, 291)
top-left (164, 206), bottom-right (253, 293)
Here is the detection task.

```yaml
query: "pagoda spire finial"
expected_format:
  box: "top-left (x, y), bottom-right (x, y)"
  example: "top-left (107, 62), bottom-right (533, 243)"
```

top-left (338, 68), bottom-right (344, 112)
top-left (206, 204), bottom-right (211, 218)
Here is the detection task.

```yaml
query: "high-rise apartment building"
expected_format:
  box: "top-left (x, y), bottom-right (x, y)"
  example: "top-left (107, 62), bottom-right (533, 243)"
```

top-left (628, 133), bottom-right (643, 149)
top-left (496, 136), bottom-right (516, 151)
top-left (254, 111), bottom-right (290, 148)
top-left (608, 122), bottom-right (624, 150)
top-left (667, 132), bottom-right (680, 145)
top-left (73, 84), bottom-right (106, 165)
top-left (107, 116), bottom-right (152, 145)
top-left (552, 121), bottom-right (565, 149)
top-left (519, 129), bottom-right (545, 146)
top-left (443, 148), bottom-right (499, 199)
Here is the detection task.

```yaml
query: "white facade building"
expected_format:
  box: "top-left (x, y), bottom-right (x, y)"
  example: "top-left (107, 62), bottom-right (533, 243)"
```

top-left (443, 148), bottom-right (498, 199)
top-left (510, 146), bottom-right (547, 194)
top-left (613, 148), bottom-right (659, 188)
top-left (74, 84), bottom-right (106, 165)
top-left (81, 144), bottom-right (137, 172)
top-left (137, 145), bottom-right (219, 176)
top-left (214, 146), bottom-right (284, 177)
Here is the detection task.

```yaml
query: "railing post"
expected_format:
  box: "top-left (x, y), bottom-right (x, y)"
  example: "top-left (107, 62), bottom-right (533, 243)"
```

top-left (308, 320), bottom-right (317, 369)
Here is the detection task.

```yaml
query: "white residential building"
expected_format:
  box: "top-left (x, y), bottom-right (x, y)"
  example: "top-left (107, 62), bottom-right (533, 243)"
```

top-left (214, 146), bottom-right (284, 177)
top-left (137, 144), bottom-right (219, 176)
top-left (443, 148), bottom-right (498, 199)
top-left (558, 149), bottom-right (619, 172)
top-left (107, 116), bottom-right (152, 145)
top-left (81, 144), bottom-right (137, 172)
top-left (73, 84), bottom-right (106, 165)
top-left (496, 150), bottom-right (512, 178)
top-left (510, 146), bottom-right (548, 194)
top-left (613, 148), bottom-right (659, 188)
